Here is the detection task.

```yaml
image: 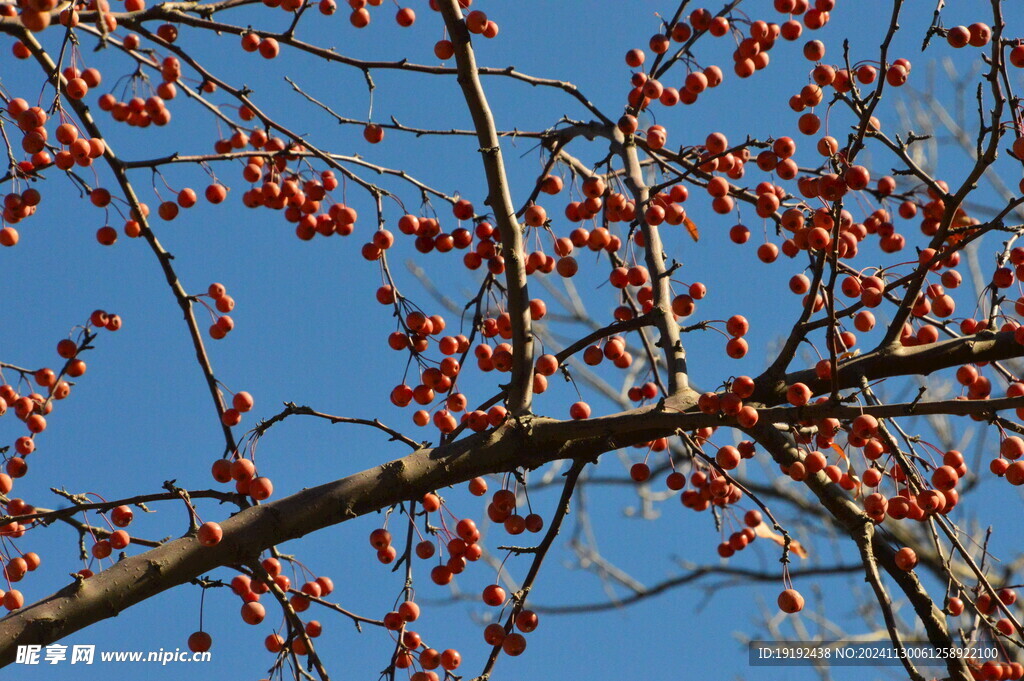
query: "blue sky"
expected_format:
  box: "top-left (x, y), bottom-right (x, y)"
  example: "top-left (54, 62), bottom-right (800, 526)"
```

top-left (3, 1), bottom-right (1024, 680)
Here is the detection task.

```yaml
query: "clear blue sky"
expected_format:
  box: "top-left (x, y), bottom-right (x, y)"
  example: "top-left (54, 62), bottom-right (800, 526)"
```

top-left (3, 1), bottom-right (1024, 680)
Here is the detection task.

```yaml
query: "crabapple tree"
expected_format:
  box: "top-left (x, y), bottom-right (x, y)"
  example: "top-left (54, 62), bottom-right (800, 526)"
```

top-left (3, 1), bottom-right (1024, 680)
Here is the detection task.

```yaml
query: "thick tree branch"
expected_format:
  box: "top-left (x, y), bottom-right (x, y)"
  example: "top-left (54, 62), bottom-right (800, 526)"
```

top-left (438, 0), bottom-right (536, 415)
top-left (616, 130), bottom-right (689, 395)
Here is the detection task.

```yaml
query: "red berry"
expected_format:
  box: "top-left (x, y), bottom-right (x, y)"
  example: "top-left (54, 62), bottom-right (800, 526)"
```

top-left (777, 588), bottom-right (804, 613)
top-left (894, 547), bottom-right (918, 571)
top-left (197, 521), bottom-right (223, 546)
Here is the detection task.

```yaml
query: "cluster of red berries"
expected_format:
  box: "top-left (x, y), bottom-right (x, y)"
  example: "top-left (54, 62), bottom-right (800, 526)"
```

top-left (97, 86), bottom-right (174, 130)
top-left (210, 456), bottom-right (273, 501)
top-left (363, 203), bottom-right (482, 266)
top-left (582, 335), bottom-right (634, 371)
top-left (2, 313), bottom-right (116, 482)
top-left (240, 32), bottom-right (283, 60)
top-left (482, 610), bottom-right (536, 657)
top-left (992, 433), bottom-right (1024, 486)
top-left (1, 185), bottom-right (40, 247)
top-left (240, 157), bottom-right (350, 241)
top-left (627, 381), bottom-right (660, 403)
top-left (716, 509), bottom-right (763, 559)
top-left (626, 438), bottom-right (670, 482)
top-left (366, 477), bottom-right (543, 668)
top-left (484, 487), bottom-right (544, 535)
top-left (669, 282), bottom-right (707, 321)
top-left (697, 375), bottom-right (760, 429)
top-left (90, 505), bottom-right (135, 562)
top-left (89, 51), bottom-right (181, 131)
top-left (626, 430), bottom-right (766, 570)
top-left (379, 595), bottom-right (496, 674)
top-left (680, 461), bottom-right (747, 513)
top-left (945, 23), bottom-right (997, 50)
top-left (382, 284), bottom-right (555, 433)
top-left (203, 283), bottom-right (237, 341)
top-left (184, 558), bottom-right (334, 658)
top-left (782, 401), bottom-right (967, 520)
top-left (382, 510), bottom-right (488, 585)
top-left (1, 97), bottom-right (104, 246)
top-left (970, 660), bottom-right (1024, 681)
top-left (610, 7), bottom-right (1016, 312)
top-left (9, 96), bottom-right (104, 169)
top-left (381, 599), bottom-right (457, 672)
top-left (135, 181), bottom-right (228, 228)
top-left (395, 213), bottom-right (475, 258)
top-left (0, 494), bottom-right (41, 611)
top-left (262, 618), bottom-right (324, 657)
top-left (942, 588), bottom-right (1024, 679)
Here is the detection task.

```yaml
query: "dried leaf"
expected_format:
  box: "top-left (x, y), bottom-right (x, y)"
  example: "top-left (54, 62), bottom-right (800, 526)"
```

top-left (754, 522), bottom-right (809, 559)
top-left (830, 442), bottom-right (848, 461)
top-left (683, 215), bottom-right (700, 242)
top-left (951, 212), bottom-right (975, 228)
